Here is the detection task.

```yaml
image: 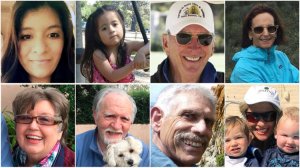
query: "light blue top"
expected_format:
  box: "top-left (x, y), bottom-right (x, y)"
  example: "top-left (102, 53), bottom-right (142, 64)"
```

top-left (151, 141), bottom-right (177, 167)
top-left (230, 45), bottom-right (299, 83)
top-left (1, 114), bottom-right (13, 167)
top-left (76, 128), bottom-right (149, 167)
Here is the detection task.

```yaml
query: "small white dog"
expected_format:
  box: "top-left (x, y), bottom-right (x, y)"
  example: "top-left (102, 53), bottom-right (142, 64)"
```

top-left (103, 136), bottom-right (143, 167)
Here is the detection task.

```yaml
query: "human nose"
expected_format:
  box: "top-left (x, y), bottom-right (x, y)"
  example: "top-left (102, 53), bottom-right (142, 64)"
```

top-left (191, 119), bottom-right (210, 134)
top-left (111, 118), bottom-right (122, 130)
top-left (262, 27), bottom-right (269, 35)
top-left (32, 37), bottom-right (47, 54)
top-left (28, 118), bottom-right (39, 129)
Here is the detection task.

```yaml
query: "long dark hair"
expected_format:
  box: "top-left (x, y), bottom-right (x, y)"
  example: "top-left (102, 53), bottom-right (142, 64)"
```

top-left (241, 4), bottom-right (285, 48)
top-left (80, 5), bottom-right (127, 82)
top-left (1, 1), bottom-right (74, 83)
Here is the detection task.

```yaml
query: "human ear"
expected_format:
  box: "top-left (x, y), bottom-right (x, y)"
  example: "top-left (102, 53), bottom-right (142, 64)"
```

top-left (93, 111), bottom-right (97, 124)
top-left (162, 34), bottom-right (170, 55)
top-left (151, 107), bottom-right (164, 133)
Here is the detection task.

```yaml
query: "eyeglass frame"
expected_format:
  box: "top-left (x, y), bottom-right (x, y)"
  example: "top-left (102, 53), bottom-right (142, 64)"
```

top-left (251, 25), bottom-right (279, 34)
top-left (14, 114), bottom-right (63, 126)
top-left (245, 111), bottom-right (277, 123)
top-left (167, 30), bottom-right (214, 46)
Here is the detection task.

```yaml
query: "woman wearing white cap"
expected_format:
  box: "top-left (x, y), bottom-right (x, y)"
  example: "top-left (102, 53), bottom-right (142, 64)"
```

top-left (239, 86), bottom-right (282, 158)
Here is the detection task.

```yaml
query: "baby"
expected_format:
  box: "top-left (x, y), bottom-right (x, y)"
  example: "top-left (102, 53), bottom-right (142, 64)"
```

top-left (225, 116), bottom-right (259, 167)
top-left (260, 107), bottom-right (299, 167)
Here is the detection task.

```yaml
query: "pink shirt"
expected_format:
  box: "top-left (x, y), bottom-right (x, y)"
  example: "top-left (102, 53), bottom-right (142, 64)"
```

top-left (93, 55), bottom-right (135, 83)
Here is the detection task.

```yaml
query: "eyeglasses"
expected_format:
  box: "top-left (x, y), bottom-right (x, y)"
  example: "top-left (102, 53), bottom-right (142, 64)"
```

top-left (14, 115), bottom-right (62, 126)
top-left (252, 25), bottom-right (279, 34)
top-left (175, 33), bottom-right (213, 46)
top-left (245, 111), bottom-right (277, 123)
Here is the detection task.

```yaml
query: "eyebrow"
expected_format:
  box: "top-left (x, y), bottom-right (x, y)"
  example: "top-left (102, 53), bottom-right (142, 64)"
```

top-left (20, 24), bottom-right (62, 31)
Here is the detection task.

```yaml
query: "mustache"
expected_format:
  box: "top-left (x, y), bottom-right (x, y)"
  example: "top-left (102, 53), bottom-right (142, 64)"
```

top-left (175, 132), bottom-right (209, 144)
top-left (104, 128), bottom-right (123, 134)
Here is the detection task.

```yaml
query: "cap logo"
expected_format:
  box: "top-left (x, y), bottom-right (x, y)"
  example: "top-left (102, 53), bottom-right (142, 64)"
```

top-left (177, 3), bottom-right (205, 19)
top-left (258, 87), bottom-right (274, 95)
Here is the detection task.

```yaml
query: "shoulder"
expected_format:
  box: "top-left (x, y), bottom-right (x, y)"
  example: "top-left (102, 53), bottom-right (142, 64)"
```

top-left (76, 129), bottom-right (96, 144)
top-left (63, 146), bottom-right (75, 167)
top-left (93, 49), bottom-right (106, 60)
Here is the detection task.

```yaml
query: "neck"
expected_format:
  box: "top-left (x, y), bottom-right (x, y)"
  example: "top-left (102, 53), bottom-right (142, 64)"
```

top-left (170, 67), bottom-right (201, 83)
top-left (30, 76), bottom-right (51, 83)
top-left (26, 155), bottom-right (42, 166)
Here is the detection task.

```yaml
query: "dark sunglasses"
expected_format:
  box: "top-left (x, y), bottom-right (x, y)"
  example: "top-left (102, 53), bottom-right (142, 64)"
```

top-left (175, 33), bottom-right (213, 46)
top-left (245, 111), bottom-right (277, 123)
top-left (252, 25), bottom-right (279, 34)
top-left (14, 115), bottom-right (62, 126)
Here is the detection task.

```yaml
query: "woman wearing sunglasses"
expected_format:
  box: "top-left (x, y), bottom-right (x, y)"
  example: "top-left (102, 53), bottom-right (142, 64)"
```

top-left (151, 1), bottom-right (224, 83)
top-left (12, 88), bottom-right (74, 166)
top-left (239, 86), bottom-right (282, 158)
top-left (230, 4), bottom-right (299, 83)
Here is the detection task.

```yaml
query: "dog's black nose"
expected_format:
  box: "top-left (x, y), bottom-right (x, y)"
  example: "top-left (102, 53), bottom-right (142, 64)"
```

top-left (128, 159), bottom-right (134, 166)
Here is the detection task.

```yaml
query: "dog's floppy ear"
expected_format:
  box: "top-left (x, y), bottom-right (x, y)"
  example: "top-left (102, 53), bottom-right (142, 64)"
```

top-left (126, 136), bottom-right (143, 154)
top-left (104, 144), bottom-right (117, 166)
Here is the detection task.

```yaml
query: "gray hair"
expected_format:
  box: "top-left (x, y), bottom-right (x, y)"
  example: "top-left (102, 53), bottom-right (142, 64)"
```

top-left (153, 85), bottom-right (216, 117)
top-left (92, 88), bottom-right (137, 122)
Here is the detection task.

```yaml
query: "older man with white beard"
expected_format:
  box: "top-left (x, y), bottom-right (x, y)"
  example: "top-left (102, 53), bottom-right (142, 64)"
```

top-left (76, 88), bottom-right (149, 166)
top-left (151, 85), bottom-right (216, 166)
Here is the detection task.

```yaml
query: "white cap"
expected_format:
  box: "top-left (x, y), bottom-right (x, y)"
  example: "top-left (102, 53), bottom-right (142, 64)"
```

top-left (166, 1), bottom-right (214, 35)
top-left (244, 86), bottom-right (280, 110)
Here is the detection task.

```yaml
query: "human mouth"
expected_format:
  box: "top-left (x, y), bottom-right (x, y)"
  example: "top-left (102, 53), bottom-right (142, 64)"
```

top-left (26, 135), bottom-right (43, 140)
top-left (183, 139), bottom-right (203, 148)
top-left (231, 147), bottom-right (241, 153)
top-left (255, 128), bottom-right (268, 135)
top-left (183, 56), bottom-right (201, 62)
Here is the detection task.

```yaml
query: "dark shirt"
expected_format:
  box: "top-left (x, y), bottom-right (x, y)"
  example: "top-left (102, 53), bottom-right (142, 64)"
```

top-left (151, 58), bottom-right (224, 83)
top-left (260, 147), bottom-right (299, 167)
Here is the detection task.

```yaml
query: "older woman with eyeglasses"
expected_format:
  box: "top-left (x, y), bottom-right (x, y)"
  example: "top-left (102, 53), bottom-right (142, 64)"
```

top-left (230, 4), bottom-right (299, 83)
top-left (239, 86), bottom-right (282, 159)
top-left (12, 88), bottom-right (74, 167)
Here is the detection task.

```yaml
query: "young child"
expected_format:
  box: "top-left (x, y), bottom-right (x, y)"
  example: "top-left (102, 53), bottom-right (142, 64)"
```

top-left (80, 5), bottom-right (149, 83)
top-left (225, 116), bottom-right (259, 167)
top-left (260, 107), bottom-right (299, 167)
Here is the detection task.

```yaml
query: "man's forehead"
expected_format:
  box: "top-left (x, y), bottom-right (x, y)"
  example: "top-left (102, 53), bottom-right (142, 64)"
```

top-left (180, 24), bottom-right (210, 33)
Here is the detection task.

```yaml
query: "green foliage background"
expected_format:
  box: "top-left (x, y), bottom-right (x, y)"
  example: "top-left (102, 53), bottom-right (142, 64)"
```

top-left (2, 85), bottom-right (75, 151)
top-left (226, 1), bottom-right (299, 82)
top-left (76, 85), bottom-right (149, 124)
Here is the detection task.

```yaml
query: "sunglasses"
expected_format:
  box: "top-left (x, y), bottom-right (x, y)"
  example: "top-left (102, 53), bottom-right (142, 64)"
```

top-left (245, 111), bottom-right (277, 123)
top-left (175, 33), bottom-right (213, 46)
top-left (14, 115), bottom-right (62, 126)
top-left (252, 25), bottom-right (279, 34)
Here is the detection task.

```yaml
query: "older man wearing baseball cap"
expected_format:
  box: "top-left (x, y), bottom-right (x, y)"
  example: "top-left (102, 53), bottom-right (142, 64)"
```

top-left (151, 1), bottom-right (224, 83)
top-left (240, 86), bottom-right (282, 155)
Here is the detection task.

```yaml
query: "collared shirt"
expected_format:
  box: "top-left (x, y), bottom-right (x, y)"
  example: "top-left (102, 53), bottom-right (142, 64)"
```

top-left (76, 128), bottom-right (150, 167)
top-left (150, 141), bottom-right (177, 167)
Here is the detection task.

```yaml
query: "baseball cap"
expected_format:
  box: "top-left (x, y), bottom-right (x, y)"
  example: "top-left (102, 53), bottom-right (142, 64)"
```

top-left (166, 1), bottom-right (214, 35)
top-left (244, 86), bottom-right (280, 110)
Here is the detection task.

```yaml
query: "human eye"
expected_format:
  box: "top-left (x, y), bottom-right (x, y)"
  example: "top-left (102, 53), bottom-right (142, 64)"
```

top-left (48, 32), bottom-right (60, 39)
top-left (121, 117), bottom-right (130, 122)
top-left (225, 138), bottom-right (230, 143)
top-left (181, 112), bottom-right (195, 121)
top-left (19, 34), bottom-right (32, 40)
top-left (38, 116), bottom-right (53, 125)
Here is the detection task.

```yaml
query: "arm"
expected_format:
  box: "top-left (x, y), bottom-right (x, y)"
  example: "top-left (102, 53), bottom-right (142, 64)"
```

top-left (93, 50), bottom-right (136, 82)
top-left (127, 41), bottom-right (150, 69)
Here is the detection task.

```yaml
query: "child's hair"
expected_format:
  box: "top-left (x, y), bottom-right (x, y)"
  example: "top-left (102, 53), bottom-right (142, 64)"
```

top-left (1, 1), bottom-right (74, 83)
top-left (278, 106), bottom-right (299, 123)
top-left (80, 5), bottom-right (127, 82)
top-left (225, 116), bottom-right (251, 140)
